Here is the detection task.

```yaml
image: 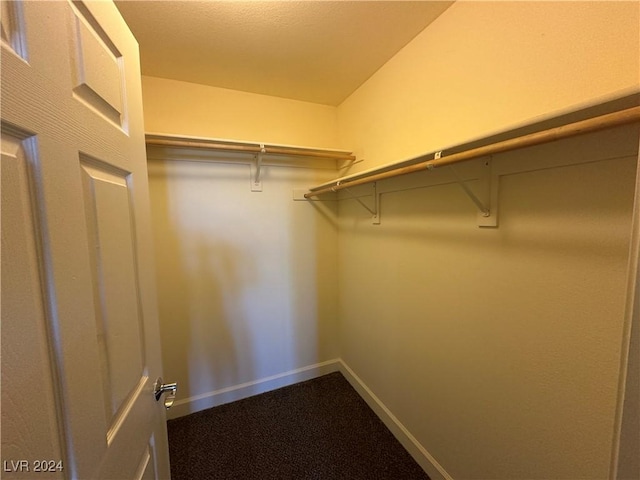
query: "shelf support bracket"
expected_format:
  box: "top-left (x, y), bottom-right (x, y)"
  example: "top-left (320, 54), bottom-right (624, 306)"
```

top-left (444, 159), bottom-right (497, 227)
top-left (448, 164), bottom-right (490, 217)
top-left (251, 144), bottom-right (265, 192)
top-left (343, 182), bottom-right (380, 224)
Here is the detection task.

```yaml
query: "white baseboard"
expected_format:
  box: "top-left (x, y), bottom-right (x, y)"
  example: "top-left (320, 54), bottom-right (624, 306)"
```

top-left (167, 359), bottom-right (341, 420)
top-left (338, 360), bottom-right (453, 480)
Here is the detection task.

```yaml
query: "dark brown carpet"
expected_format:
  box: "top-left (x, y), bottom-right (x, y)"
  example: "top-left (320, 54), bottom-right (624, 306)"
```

top-left (167, 372), bottom-right (429, 479)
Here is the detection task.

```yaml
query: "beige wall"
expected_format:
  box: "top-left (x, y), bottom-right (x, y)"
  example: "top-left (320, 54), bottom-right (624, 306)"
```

top-left (337, 1), bottom-right (640, 173)
top-left (142, 75), bottom-right (340, 148)
top-left (337, 128), bottom-right (638, 479)
top-left (335, 2), bottom-right (640, 479)
top-left (142, 79), bottom-right (341, 418)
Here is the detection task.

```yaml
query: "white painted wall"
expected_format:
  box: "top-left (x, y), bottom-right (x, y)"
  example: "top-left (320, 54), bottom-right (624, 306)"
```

top-left (142, 79), bottom-right (341, 418)
top-left (335, 2), bottom-right (640, 479)
top-left (147, 157), bottom-right (340, 418)
top-left (338, 1), bottom-right (640, 173)
top-left (337, 128), bottom-right (638, 479)
top-left (142, 76), bottom-right (339, 148)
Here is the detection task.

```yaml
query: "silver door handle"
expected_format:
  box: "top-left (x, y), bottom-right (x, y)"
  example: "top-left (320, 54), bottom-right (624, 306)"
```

top-left (154, 377), bottom-right (177, 409)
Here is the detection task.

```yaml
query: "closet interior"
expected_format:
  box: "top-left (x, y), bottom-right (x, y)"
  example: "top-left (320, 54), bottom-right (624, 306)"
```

top-left (139, 2), bottom-right (640, 479)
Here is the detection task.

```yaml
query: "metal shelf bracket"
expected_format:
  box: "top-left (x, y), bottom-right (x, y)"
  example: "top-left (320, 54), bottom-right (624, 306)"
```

top-left (447, 159), bottom-right (498, 227)
top-left (251, 144), bottom-right (265, 192)
top-left (343, 182), bottom-right (380, 225)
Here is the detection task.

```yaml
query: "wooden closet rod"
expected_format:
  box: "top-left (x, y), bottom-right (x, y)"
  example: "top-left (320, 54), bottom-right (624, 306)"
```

top-left (145, 135), bottom-right (356, 161)
top-left (305, 106), bottom-right (640, 198)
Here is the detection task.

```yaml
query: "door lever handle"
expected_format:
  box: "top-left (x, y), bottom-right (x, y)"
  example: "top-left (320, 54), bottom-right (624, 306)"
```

top-left (154, 377), bottom-right (177, 409)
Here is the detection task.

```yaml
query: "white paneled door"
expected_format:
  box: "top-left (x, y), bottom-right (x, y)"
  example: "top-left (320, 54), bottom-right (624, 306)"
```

top-left (1, 1), bottom-right (171, 479)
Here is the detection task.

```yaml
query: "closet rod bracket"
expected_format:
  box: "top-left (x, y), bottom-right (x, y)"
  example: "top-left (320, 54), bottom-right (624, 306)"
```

top-left (343, 183), bottom-right (380, 225)
top-left (453, 159), bottom-right (499, 228)
top-left (251, 144), bottom-right (265, 192)
top-left (477, 159), bottom-right (499, 228)
top-left (448, 164), bottom-right (490, 217)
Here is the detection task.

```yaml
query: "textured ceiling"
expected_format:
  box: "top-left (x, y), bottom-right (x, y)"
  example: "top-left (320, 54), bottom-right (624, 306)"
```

top-left (115, 1), bottom-right (453, 106)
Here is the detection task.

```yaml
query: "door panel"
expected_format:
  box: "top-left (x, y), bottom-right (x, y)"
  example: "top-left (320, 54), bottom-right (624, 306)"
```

top-left (70, 2), bottom-right (124, 127)
top-left (1, 1), bottom-right (171, 478)
top-left (1, 130), bottom-right (64, 480)
top-left (80, 159), bottom-right (146, 418)
top-left (135, 446), bottom-right (156, 480)
top-left (0, 0), bottom-right (27, 60)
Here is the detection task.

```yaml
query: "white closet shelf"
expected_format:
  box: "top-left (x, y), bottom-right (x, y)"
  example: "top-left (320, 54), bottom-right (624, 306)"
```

top-left (145, 133), bottom-right (356, 161)
top-left (304, 105), bottom-right (640, 198)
